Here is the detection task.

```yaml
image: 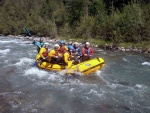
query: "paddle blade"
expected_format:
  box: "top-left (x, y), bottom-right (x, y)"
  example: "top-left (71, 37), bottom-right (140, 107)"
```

top-left (25, 28), bottom-right (31, 36)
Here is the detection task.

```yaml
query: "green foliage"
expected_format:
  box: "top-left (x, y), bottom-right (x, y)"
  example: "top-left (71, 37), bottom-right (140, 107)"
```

top-left (0, 0), bottom-right (149, 45)
top-left (75, 16), bottom-right (96, 39)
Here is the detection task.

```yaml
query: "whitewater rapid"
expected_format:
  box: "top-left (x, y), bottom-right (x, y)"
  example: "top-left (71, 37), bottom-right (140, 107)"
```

top-left (0, 36), bottom-right (150, 113)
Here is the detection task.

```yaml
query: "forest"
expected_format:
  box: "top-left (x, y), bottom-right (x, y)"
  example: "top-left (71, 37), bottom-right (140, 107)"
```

top-left (0, 0), bottom-right (150, 45)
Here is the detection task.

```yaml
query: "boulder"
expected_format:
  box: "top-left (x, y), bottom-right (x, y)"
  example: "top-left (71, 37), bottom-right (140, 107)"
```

top-left (147, 48), bottom-right (150, 53)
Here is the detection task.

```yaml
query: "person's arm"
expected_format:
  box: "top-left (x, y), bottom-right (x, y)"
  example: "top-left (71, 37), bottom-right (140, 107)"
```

top-left (82, 48), bottom-right (85, 55)
top-left (39, 48), bottom-right (45, 59)
top-left (58, 52), bottom-right (62, 57)
top-left (78, 48), bottom-right (82, 56)
top-left (64, 53), bottom-right (74, 68)
top-left (35, 54), bottom-right (40, 61)
top-left (82, 48), bottom-right (88, 56)
top-left (32, 41), bottom-right (41, 49)
top-left (89, 48), bottom-right (94, 56)
top-left (32, 41), bottom-right (37, 45)
top-left (65, 46), bottom-right (68, 51)
top-left (64, 53), bottom-right (69, 64)
top-left (41, 42), bottom-right (45, 47)
top-left (48, 50), bottom-right (58, 58)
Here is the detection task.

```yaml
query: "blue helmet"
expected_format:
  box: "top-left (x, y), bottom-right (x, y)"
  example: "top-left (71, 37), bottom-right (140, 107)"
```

top-left (68, 45), bottom-right (74, 51)
top-left (60, 40), bottom-right (65, 44)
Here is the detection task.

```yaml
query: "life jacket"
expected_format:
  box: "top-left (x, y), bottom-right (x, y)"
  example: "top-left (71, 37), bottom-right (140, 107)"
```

top-left (40, 42), bottom-right (45, 47)
top-left (82, 47), bottom-right (92, 56)
top-left (42, 48), bottom-right (48, 57)
top-left (74, 47), bottom-right (81, 56)
top-left (59, 46), bottom-right (67, 54)
top-left (54, 50), bottom-right (59, 56)
top-left (74, 47), bottom-right (79, 53)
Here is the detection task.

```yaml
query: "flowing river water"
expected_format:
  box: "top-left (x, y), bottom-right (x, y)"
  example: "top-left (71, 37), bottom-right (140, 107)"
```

top-left (0, 36), bottom-right (150, 113)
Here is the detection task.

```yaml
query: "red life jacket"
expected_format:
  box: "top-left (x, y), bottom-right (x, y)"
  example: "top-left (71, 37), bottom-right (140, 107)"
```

top-left (42, 48), bottom-right (48, 57)
top-left (54, 50), bottom-right (59, 56)
top-left (82, 47), bottom-right (93, 56)
top-left (59, 46), bottom-right (67, 54)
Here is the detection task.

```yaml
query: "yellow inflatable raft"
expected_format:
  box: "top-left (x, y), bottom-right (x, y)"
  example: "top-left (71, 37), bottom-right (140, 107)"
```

top-left (37, 57), bottom-right (105, 75)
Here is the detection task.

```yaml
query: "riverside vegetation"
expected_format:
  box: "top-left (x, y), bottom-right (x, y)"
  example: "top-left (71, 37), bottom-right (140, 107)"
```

top-left (0, 0), bottom-right (150, 51)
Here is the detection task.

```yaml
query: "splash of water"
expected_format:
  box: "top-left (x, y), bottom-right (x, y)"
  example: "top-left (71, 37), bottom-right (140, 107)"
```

top-left (24, 68), bottom-right (66, 84)
top-left (123, 58), bottom-right (128, 62)
top-left (24, 67), bottom-right (49, 78)
top-left (15, 57), bottom-right (34, 66)
top-left (142, 62), bottom-right (150, 66)
top-left (0, 40), bottom-right (19, 44)
top-left (0, 49), bottom-right (10, 55)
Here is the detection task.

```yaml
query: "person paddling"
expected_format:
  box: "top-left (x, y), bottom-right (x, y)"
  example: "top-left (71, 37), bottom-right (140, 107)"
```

top-left (32, 38), bottom-right (45, 53)
top-left (82, 42), bottom-right (94, 61)
top-left (48, 44), bottom-right (62, 64)
top-left (63, 46), bottom-right (74, 69)
top-left (33, 43), bottom-right (49, 66)
top-left (73, 42), bottom-right (82, 64)
top-left (58, 40), bottom-right (68, 55)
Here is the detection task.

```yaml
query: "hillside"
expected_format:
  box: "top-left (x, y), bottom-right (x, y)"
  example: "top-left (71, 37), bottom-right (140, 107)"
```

top-left (0, 0), bottom-right (150, 47)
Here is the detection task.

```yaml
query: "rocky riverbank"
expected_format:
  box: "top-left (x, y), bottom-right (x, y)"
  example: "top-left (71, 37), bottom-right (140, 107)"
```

top-left (3, 35), bottom-right (150, 55)
top-left (103, 44), bottom-right (150, 54)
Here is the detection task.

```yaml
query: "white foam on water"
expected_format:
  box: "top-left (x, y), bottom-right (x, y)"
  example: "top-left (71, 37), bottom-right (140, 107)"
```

top-left (109, 83), bottom-right (148, 99)
top-left (47, 73), bottom-right (62, 81)
top-left (97, 49), bottom-right (104, 52)
top-left (0, 40), bottom-right (13, 43)
top-left (123, 58), bottom-right (128, 62)
top-left (24, 68), bottom-right (64, 83)
top-left (18, 43), bottom-right (27, 46)
top-left (4, 60), bottom-right (9, 63)
top-left (15, 57), bottom-right (34, 66)
top-left (0, 40), bottom-right (19, 44)
top-left (101, 52), bottom-right (106, 54)
top-left (135, 84), bottom-right (143, 88)
top-left (96, 70), bottom-right (109, 84)
top-left (81, 96), bottom-right (90, 100)
top-left (109, 83), bottom-right (119, 89)
top-left (85, 89), bottom-right (98, 95)
top-left (24, 67), bottom-right (48, 78)
top-left (58, 70), bottom-right (67, 75)
top-left (96, 70), bottom-right (102, 77)
top-left (85, 89), bottom-right (104, 98)
top-left (69, 88), bottom-right (75, 92)
top-left (0, 91), bottom-right (22, 95)
top-left (58, 69), bottom-right (83, 76)
top-left (0, 49), bottom-right (10, 55)
top-left (24, 41), bottom-right (32, 44)
top-left (135, 84), bottom-right (148, 89)
top-left (142, 62), bottom-right (150, 66)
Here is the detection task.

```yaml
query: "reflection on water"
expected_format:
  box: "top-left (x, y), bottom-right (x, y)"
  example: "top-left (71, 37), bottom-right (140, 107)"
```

top-left (0, 36), bottom-right (150, 113)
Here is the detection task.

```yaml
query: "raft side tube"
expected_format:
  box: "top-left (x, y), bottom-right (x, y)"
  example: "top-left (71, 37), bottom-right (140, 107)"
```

top-left (37, 57), bottom-right (105, 75)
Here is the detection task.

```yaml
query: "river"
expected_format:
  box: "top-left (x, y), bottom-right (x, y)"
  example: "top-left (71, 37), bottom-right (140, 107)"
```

top-left (0, 36), bottom-right (150, 113)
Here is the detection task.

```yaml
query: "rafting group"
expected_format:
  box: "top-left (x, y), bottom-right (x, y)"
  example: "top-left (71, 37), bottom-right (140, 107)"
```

top-left (33, 38), bottom-right (94, 68)
top-left (32, 38), bottom-right (105, 75)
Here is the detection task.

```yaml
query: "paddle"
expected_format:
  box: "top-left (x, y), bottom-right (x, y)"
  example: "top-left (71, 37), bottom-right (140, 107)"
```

top-left (25, 28), bottom-right (41, 67)
top-left (25, 28), bottom-right (31, 37)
